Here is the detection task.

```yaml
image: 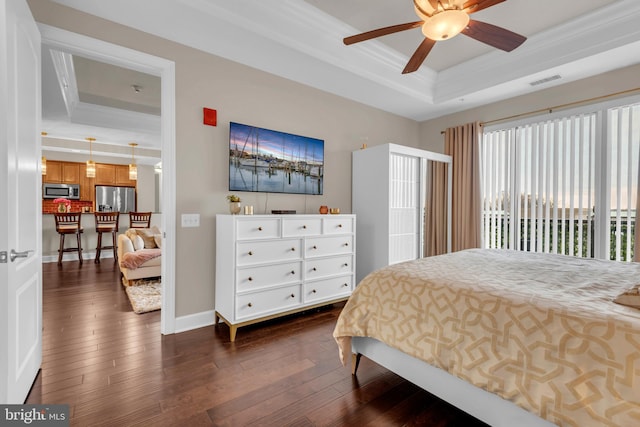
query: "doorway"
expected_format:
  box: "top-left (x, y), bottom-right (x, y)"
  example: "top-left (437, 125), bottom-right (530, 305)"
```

top-left (39, 24), bottom-right (176, 334)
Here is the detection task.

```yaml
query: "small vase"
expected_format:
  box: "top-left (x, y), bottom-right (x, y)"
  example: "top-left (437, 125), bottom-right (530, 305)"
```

top-left (319, 205), bottom-right (328, 214)
top-left (229, 202), bottom-right (242, 215)
top-left (57, 203), bottom-right (68, 213)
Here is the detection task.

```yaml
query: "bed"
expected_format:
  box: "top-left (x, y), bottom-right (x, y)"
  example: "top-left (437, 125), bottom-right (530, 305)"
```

top-left (333, 249), bottom-right (640, 427)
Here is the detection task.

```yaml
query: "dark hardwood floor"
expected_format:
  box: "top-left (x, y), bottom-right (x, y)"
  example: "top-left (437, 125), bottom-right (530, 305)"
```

top-left (27, 260), bottom-right (488, 426)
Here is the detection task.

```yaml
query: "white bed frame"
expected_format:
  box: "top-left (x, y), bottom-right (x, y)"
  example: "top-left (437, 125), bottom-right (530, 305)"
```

top-left (351, 337), bottom-right (557, 427)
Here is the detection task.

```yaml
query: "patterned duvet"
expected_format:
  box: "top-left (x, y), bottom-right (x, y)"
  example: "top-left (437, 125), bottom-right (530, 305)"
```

top-left (333, 249), bottom-right (640, 426)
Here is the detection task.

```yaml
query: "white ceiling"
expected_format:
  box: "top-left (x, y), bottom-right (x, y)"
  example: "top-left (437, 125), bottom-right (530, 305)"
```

top-left (43, 0), bottom-right (640, 150)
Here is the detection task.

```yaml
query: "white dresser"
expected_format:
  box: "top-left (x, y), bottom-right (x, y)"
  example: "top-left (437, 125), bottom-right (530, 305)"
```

top-left (215, 214), bottom-right (356, 341)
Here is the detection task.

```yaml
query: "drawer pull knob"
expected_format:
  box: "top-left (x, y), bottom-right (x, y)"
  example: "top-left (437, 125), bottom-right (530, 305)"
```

top-left (344, 242), bottom-right (349, 246)
top-left (248, 251), bottom-right (253, 256)
top-left (248, 302), bottom-right (253, 307)
top-left (258, 227), bottom-right (263, 231)
top-left (290, 293), bottom-right (295, 298)
top-left (343, 263), bottom-right (348, 267)
top-left (312, 267), bottom-right (317, 271)
top-left (338, 224), bottom-right (343, 228)
top-left (342, 283), bottom-right (349, 287)
top-left (291, 270), bottom-right (295, 275)
top-left (312, 289), bottom-right (317, 293)
top-left (248, 277), bottom-right (253, 281)
top-left (312, 245), bottom-right (317, 249)
top-left (291, 247), bottom-right (296, 252)
top-left (303, 225), bottom-right (307, 229)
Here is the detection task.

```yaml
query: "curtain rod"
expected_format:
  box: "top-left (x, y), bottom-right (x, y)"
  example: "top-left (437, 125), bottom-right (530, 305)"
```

top-left (440, 86), bottom-right (640, 134)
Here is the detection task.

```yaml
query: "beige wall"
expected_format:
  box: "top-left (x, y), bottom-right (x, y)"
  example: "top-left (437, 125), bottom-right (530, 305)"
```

top-left (418, 63), bottom-right (640, 153)
top-left (29, 0), bottom-right (420, 318)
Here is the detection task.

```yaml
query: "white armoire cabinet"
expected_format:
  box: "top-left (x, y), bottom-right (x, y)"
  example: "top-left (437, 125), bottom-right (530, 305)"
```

top-left (215, 214), bottom-right (355, 341)
top-left (352, 143), bottom-right (452, 283)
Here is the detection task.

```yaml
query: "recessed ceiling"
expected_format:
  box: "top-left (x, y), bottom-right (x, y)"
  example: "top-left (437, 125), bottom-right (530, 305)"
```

top-left (44, 0), bottom-right (640, 131)
top-left (73, 56), bottom-right (160, 116)
top-left (41, 43), bottom-right (162, 160)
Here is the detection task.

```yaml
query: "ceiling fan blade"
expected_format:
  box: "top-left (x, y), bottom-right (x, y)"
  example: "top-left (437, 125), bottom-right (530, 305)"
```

top-left (463, 0), bottom-right (506, 14)
top-left (402, 38), bottom-right (437, 74)
top-left (462, 19), bottom-right (526, 52)
top-left (344, 21), bottom-right (423, 45)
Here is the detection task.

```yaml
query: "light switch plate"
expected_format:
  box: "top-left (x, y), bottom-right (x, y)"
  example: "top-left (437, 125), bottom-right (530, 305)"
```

top-left (181, 213), bottom-right (200, 228)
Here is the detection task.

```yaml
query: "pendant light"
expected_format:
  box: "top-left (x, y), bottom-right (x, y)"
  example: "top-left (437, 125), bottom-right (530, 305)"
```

top-left (129, 142), bottom-right (138, 180)
top-left (41, 132), bottom-right (47, 175)
top-left (86, 137), bottom-right (96, 178)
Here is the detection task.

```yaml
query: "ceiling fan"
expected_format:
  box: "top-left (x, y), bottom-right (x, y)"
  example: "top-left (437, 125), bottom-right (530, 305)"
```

top-left (343, 0), bottom-right (527, 74)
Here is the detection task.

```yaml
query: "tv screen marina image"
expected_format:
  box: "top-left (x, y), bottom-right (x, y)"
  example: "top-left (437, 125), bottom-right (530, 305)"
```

top-left (229, 122), bottom-right (324, 195)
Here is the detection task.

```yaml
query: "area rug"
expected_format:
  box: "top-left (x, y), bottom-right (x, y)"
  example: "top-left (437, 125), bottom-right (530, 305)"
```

top-left (123, 277), bottom-right (161, 314)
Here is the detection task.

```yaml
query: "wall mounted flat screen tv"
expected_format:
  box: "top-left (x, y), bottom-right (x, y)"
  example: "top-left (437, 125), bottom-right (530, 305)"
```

top-left (229, 122), bottom-right (324, 195)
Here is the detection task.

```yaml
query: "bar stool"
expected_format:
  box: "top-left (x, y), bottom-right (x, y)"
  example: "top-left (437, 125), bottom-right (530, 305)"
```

top-left (54, 212), bottom-right (83, 265)
top-left (94, 212), bottom-right (120, 263)
top-left (129, 211), bottom-right (152, 229)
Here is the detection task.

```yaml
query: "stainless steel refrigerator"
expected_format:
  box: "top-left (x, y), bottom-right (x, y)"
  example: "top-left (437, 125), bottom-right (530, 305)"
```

top-left (95, 186), bottom-right (136, 213)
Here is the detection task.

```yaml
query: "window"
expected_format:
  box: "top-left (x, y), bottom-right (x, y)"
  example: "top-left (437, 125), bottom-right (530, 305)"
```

top-left (480, 99), bottom-right (639, 261)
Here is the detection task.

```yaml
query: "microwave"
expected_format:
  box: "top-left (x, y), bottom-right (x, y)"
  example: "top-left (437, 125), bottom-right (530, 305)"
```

top-left (43, 183), bottom-right (80, 200)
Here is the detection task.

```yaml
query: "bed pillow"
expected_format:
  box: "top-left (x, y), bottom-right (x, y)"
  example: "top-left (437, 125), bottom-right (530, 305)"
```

top-left (613, 284), bottom-right (640, 309)
top-left (154, 234), bottom-right (162, 248)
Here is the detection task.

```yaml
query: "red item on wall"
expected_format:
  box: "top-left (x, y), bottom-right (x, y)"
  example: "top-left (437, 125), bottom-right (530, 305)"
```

top-left (203, 108), bottom-right (217, 126)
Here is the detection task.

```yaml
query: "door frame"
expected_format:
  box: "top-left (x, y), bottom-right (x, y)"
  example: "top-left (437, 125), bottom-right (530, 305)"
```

top-left (39, 24), bottom-right (176, 334)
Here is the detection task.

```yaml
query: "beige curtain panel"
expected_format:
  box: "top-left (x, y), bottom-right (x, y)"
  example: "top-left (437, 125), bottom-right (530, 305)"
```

top-left (445, 122), bottom-right (482, 252)
top-left (424, 161), bottom-right (448, 257)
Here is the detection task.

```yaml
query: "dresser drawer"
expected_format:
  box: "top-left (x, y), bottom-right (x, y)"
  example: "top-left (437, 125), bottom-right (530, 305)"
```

top-left (236, 285), bottom-right (301, 320)
top-left (305, 255), bottom-right (353, 280)
top-left (304, 276), bottom-right (352, 303)
top-left (236, 218), bottom-right (280, 240)
top-left (323, 216), bottom-right (354, 234)
top-left (282, 217), bottom-right (322, 237)
top-left (237, 239), bottom-right (301, 266)
top-left (237, 261), bottom-right (302, 291)
top-left (305, 235), bottom-right (353, 258)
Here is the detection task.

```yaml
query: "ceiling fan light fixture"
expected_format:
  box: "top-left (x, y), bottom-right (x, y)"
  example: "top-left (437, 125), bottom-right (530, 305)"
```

top-left (421, 9), bottom-right (469, 41)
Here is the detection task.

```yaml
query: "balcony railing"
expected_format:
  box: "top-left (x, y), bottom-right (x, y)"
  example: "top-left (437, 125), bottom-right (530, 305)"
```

top-left (483, 214), bottom-right (636, 261)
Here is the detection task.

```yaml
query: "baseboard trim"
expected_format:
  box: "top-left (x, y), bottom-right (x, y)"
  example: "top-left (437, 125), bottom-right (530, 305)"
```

top-left (42, 251), bottom-right (113, 263)
top-left (174, 309), bottom-right (215, 333)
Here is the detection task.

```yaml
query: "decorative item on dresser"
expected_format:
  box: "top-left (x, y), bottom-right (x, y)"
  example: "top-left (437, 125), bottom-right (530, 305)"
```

top-left (215, 214), bottom-right (356, 341)
top-left (226, 194), bottom-right (242, 215)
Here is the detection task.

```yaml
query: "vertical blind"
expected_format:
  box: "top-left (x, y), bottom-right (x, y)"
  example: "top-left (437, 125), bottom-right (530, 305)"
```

top-left (480, 101), bottom-right (639, 261)
top-left (389, 153), bottom-right (421, 264)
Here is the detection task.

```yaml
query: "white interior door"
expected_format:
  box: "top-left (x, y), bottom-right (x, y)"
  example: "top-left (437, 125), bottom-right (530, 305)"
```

top-left (0, 0), bottom-right (42, 404)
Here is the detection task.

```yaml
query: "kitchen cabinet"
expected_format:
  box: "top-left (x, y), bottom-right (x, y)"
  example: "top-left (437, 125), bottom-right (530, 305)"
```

top-left (95, 164), bottom-right (116, 185)
top-left (43, 161), bottom-right (62, 183)
top-left (43, 160), bottom-right (79, 184)
top-left (78, 164), bottom-right (94, 201)
top-left (62, 163), bottom-right (79, 183)
top-left (115, 165), bottom-right (136, 186)
top-left (96, 163), bottom-right (135, 186)
top-left (215, 214), bottom-right (356, 341)
top-left (42, 160), bottom-right (135, 204)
